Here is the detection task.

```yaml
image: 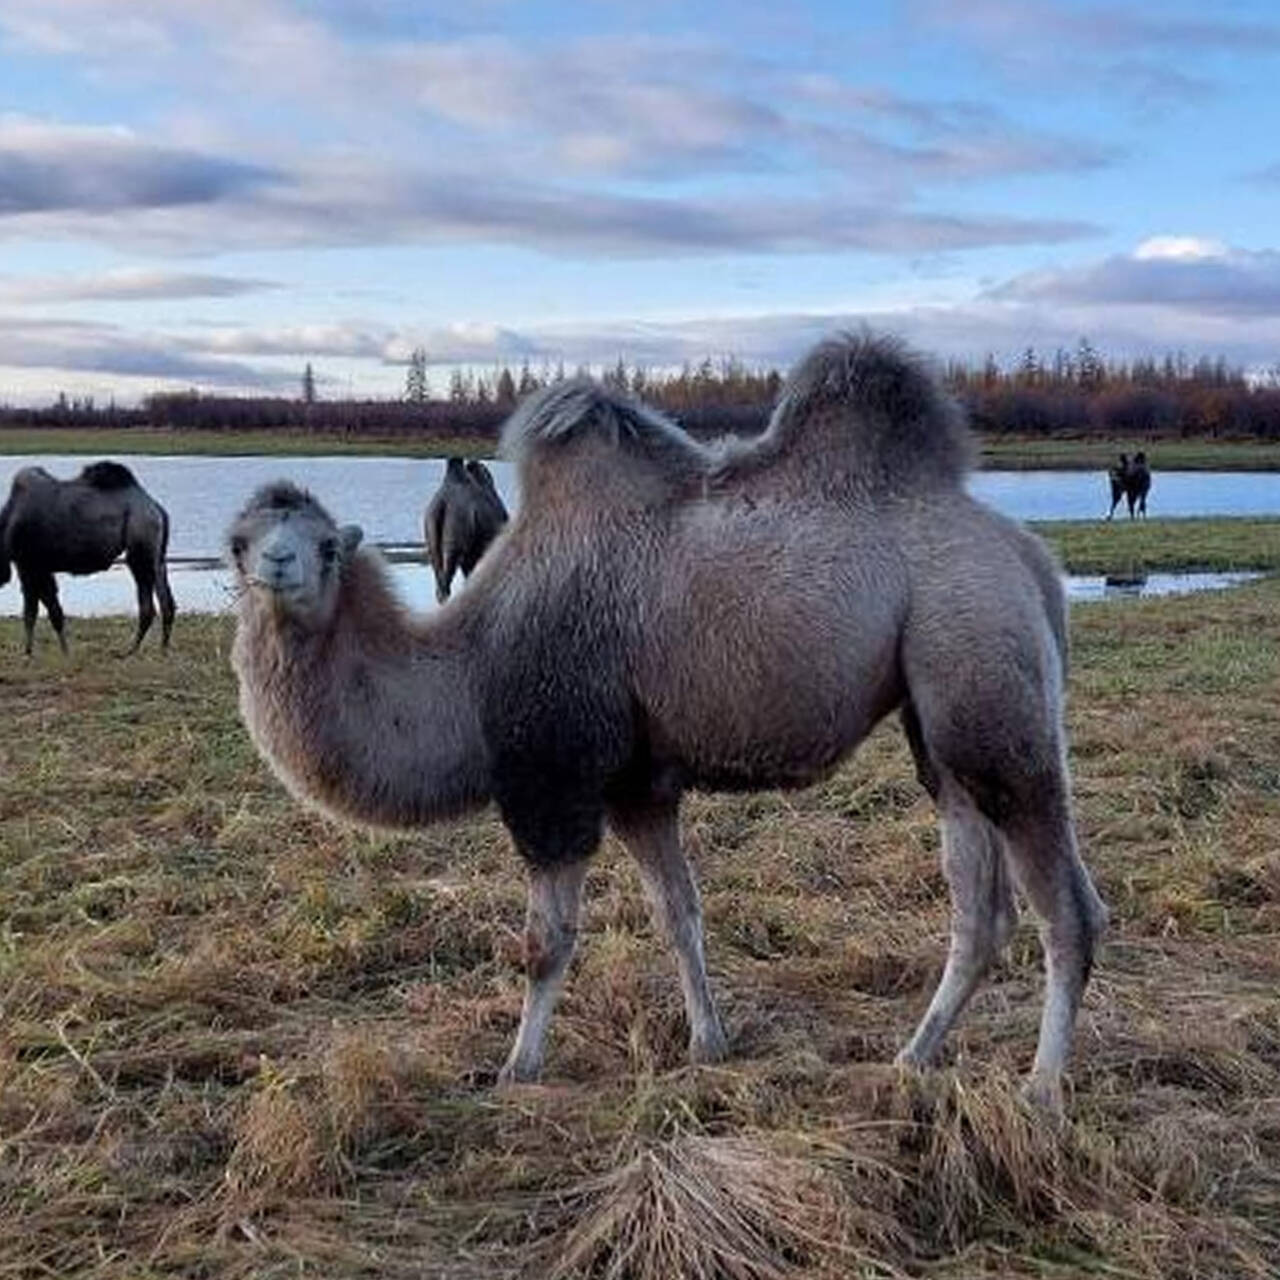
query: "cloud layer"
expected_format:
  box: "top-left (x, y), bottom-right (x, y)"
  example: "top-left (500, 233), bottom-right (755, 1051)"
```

top-left (989, 242), bottom-right (1280, 317)
top-left (0, 0), bottom-right (1277, 400)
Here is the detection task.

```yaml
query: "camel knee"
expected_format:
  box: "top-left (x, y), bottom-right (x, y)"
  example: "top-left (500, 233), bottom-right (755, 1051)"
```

top-left (523, 918), bottom-right (577, 983)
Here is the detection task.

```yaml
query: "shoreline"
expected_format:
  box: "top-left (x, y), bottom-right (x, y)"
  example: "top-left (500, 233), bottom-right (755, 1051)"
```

top-left (3, 425), bottom-right (1280, 470)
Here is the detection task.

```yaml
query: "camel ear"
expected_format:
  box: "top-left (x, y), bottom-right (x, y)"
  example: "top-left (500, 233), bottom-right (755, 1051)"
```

top-left (340, 524), bottom-right (363, 555)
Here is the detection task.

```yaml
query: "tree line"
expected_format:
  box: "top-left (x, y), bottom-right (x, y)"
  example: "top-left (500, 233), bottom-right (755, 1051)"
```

top-left (4, 340), bottom-right (1280, 441)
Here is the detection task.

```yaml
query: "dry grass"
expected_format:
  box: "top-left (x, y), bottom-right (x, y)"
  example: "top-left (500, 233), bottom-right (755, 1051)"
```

top-left (1, 579), bottom-right (1279, 1278)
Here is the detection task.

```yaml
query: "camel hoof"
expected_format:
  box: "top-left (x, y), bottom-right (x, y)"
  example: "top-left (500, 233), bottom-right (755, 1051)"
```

top-left (496, 1057), bottom-right (541, 1088)
top-left (689, 1026), bottom-right (730, 1066)
top-left (892, 1040), bottom-right (938, 1071)
top-left (1019, 1071), bottom-right (1065, 1120)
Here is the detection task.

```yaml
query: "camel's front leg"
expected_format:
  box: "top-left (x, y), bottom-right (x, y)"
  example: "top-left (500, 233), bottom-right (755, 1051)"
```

top-left (609, 800), bottom-right (729, 1066)
top-left (500, 859), bottom-right (588, 1084)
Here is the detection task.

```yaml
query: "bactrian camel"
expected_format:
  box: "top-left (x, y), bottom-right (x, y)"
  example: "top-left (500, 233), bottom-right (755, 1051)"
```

top-left (227, 331), bottom-right (1106, 1112)
top-left (1105, 451), bottom-right (1151, 520)
top-left (424, 456), bottom-right (509, 602)
top-left (0, 461), bottom-right (175, 655)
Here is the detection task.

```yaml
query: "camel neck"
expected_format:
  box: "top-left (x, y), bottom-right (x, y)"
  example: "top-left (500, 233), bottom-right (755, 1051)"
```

top-left (232, 557), bottom-right (490, 829)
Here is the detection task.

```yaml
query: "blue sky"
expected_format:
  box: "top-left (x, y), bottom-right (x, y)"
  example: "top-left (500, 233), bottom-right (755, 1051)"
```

top-left (1, 0), bottom-right (1279, 404)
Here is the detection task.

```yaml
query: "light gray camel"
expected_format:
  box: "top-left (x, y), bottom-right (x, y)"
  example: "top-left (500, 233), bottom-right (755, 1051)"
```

top-left (227, 332), bottom-right (1106, 1113)
top-left (0, 461), bottom-right (175, 656)
top-left (424, 456), bottom-right (508, 602)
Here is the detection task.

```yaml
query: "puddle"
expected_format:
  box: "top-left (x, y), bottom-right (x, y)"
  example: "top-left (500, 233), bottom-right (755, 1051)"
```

top-left (1065, 570), bottom-right (1264, 602)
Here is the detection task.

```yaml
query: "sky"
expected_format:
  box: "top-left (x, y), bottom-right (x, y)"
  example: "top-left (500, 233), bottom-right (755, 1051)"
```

top-left (1, 0), bottom-right (1279, 404)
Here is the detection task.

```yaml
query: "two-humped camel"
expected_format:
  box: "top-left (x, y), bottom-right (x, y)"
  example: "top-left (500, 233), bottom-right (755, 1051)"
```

top-left (0, 461), bottom-right (175, 655)
top-left (226, 332), bottom-right (1106, 1112)
top-left (424, 457), bottom-right (509, 602)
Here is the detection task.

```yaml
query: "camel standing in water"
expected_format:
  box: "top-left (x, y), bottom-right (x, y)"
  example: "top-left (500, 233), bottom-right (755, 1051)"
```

top-left (227, 332), bottom-right (1106, 1113)
top-left (0, 461), bottom-right (175, 655)
top-left (424, 456), bottom-right (509, 602)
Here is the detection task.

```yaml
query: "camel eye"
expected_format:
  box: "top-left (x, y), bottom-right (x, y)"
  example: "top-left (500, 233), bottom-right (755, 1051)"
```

top-left (230, 535), bottom-right (247, 559)
top-left (319, 538), bottom-right (338, 564)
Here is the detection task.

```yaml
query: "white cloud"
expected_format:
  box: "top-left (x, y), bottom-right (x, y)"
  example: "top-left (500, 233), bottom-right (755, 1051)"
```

top-left (1133, 235), bottom-right (1227, 261)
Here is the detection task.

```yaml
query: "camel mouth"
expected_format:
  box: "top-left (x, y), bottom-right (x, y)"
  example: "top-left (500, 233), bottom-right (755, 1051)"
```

top-left (245, 573), bottom-right (308, 600)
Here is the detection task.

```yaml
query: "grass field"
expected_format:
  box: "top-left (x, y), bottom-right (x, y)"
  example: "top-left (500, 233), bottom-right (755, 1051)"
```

top-left (0, 427), bottom-right (491, 459)
top-left (1034, 517), bottom-right (1280, 574)
top-left (980, 436), bottom-right (1280, 472)
top-left (5, 424), bottom-right (1280, 470)
top-left (2, 582), bottom-right (1279, 1278)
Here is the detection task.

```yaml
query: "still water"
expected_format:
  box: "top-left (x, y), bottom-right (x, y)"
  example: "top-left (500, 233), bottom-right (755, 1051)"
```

top-left (1, 453), bottom-right (1275, 617)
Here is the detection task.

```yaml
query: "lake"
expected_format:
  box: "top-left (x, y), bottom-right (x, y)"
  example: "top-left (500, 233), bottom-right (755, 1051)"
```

top-left (1, 453), bottom-right (1276, 617)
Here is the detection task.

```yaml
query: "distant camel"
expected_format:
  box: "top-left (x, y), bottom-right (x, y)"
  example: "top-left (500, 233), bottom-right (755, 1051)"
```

top-left (424, 456), bottom-right (508, 602)
top-left (0, 461), bottom-right (175, 656)
top-left (1105, 452), bottom-right (1151, 519)
top-left (1105, 453), bottom-right (1130, 519)
top-left (227, 332), bottom-right (1106, 1113)
top-left (1127, 451), bottom-right (1151, 517)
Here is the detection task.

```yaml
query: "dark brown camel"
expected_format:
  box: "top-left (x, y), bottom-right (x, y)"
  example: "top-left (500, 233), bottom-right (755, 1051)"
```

top-left (1106, 452), bottom-right (1152, 519)
top-left (424, 456), bottom-right (509, 602)
top-left (0, 461), bottom-right (175, 655)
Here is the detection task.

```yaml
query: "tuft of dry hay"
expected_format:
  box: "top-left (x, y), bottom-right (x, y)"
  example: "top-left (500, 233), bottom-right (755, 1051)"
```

top-left (530, 1131), bottom-right (908, 1280)
top-left (223, 1025), bottom-right (442, 1212)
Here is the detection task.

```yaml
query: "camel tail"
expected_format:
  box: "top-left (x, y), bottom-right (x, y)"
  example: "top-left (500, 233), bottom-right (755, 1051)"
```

top-left (0, 490), bottom-right (11, 587)
top-left (500, 379), bottom-right (708, 478)
top-left (158, 502), bottom-right (171, 563)
top-left (741, 330), bottom-right (974, 491)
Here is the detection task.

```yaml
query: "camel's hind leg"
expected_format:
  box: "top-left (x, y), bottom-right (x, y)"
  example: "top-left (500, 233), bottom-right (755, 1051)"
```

top-left (40, 578), bottom-right (67, 654)
top-left (608, 798), bottom-right (728, 1066)
top-left (999, 798), bottom-right (1107, 1111)
top-left (500, 858), bottom-right (589, 1084)
top-left (897, 784), bottom-right (1016, 1069)
top-left (900, 682), bottom-right (1105, 1110)
top-left (155, 559), bottom-right (176, 649)
top-left (123, 551), bottom-right (157, 654)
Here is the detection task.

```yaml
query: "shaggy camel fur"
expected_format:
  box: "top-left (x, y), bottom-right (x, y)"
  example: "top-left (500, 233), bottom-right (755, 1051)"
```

top-left (0, 461), bottom-right (175, 655)
top-left (424, 456), bottom-right (509, 602)
top-left (227, 331), bottom-right (1106, 1112)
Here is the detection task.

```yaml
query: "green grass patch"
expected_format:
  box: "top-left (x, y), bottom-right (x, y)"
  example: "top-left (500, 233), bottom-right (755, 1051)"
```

top-left (0, 426), bottom-right (491, 458)
top-left (7, 424), bottom-right (1280, 470)
top-left (981, 435), bottom-right (1280, 471)
top-left (1033, 516), bottom-right (1280, 574)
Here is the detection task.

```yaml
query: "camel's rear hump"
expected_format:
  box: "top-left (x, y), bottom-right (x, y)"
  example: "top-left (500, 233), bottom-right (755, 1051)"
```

top-left (713, 331), bottom-right (973, 496)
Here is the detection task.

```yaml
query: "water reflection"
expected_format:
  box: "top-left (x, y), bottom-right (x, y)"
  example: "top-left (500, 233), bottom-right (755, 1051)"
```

top-left (1068, 570), bottom-right (1262, 602)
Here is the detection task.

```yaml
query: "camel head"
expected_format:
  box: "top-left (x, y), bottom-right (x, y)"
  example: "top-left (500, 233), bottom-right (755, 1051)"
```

top-left (227, 482), bottom-right (362, 627)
